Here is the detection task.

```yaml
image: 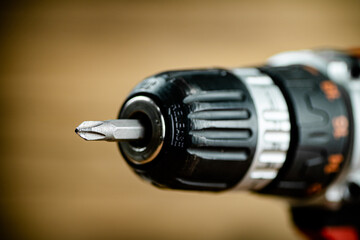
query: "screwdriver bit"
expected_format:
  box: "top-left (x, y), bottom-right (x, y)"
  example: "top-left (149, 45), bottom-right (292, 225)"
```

top-left (75, 119), bottom-right (145, 141)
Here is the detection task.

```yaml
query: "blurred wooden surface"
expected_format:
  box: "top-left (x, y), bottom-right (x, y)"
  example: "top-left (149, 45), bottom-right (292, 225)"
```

top-left (0, 0), bottom-right (359, 239)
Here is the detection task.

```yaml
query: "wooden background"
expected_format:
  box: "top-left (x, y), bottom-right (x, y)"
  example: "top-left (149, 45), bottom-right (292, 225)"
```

top-left (1, 0), bottom-right (359, 239)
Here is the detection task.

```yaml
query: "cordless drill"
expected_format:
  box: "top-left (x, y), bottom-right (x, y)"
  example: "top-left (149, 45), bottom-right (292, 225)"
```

top-left (76, 48), bottom-right (360, 239)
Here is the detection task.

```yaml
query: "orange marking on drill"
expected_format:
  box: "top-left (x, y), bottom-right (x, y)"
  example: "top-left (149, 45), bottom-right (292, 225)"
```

top-left (320, 81), bottom-right (340, 101)
top-left (324, 154), bottom-right (344, 174)
top-left (332, 116), bottom-right (349, 139)
top-left (307, 183), bottom-right (322, 195)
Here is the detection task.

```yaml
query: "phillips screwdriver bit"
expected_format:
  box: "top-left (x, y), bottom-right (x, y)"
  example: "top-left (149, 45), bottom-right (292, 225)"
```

top-left (75, 119), bottom-right (145, 141)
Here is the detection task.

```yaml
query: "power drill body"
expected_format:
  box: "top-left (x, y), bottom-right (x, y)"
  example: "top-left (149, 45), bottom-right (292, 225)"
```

top-left (76, 48), bottom-right (360, 238)
top-left (118, 49), bottom-right (360, 203)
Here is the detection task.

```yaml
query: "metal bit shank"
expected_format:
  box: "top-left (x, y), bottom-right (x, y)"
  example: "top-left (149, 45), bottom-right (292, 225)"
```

top-left (75, 119), bottom-right (145, 141)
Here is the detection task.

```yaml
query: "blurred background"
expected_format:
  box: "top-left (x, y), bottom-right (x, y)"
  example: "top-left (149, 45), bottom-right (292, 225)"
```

top-left (0, 0), bottom-right (359, 239)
